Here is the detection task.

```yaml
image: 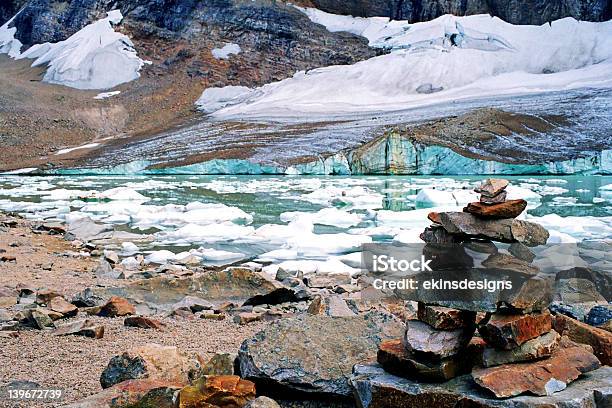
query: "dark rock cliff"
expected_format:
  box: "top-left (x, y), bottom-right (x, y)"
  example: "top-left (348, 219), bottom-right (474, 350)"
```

top-left (307, 0), bottom-right (612, 24)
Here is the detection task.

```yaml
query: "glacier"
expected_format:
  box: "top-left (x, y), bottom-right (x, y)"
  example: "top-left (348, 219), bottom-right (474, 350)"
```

top-left (0, 10), bottom-right (143, 90)
top-left (198, 11), bottom-right (612, 121)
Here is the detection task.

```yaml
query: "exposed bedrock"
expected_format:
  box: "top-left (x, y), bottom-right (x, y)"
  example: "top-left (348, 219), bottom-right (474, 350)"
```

top-left (6, 0), bottom-right (376, 70)
top-left (302, 0), bottom-right (611, 24)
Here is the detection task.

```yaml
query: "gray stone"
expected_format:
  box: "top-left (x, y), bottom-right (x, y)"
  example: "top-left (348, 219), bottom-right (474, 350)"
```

top-left (349, 363), bottom-right (612, 408)
top-left (403, 320), bottom-right (474, 358)
top-left (480, 331), bottom-right (560, 367)
top-left (511, 220), bottom-right (550, 247)
top-left (238, 313), bottom-right (404, 398)
top-left (475, 179), bottom-right (509, 197)
top-left (439, 212), bottom-right (514, 242)
top-left (244, 396), bottom-right (281, 408)
top-left (482, 253), bottom-right (539, 277)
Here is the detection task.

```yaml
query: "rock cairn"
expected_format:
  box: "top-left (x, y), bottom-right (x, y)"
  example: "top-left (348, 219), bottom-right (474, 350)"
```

top-left (377, 179), bottom-right (602, 400)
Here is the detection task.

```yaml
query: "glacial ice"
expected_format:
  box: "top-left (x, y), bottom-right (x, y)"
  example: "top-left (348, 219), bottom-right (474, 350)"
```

top-left (1, 10), bottom-right (143, 90)
top-left (204, 11), bottom-right (612, 120)
top-left (0, 16), bottom-right (23, 57)
top-left (196, 86), bottom-right (255, 114)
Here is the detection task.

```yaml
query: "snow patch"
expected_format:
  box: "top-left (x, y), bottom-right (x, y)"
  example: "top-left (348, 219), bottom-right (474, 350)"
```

top-left (0, 16), bottom-right (23, 57)
top-left (94, 91), bottom-right (121, 100)
top-left (211, 43), bottom-right (241, 60)
top-left (55, 143), bottom-right (101, 155)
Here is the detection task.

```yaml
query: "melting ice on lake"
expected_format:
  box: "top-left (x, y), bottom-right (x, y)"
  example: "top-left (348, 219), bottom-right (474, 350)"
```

top-left (0, 175), bottom-right (610, 274)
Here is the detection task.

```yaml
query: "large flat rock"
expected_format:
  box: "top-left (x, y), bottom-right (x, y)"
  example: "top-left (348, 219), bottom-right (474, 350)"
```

top-left (349, 364), bottom-right (612, 408)
top-left (238, 313), bottom-right (404, 399)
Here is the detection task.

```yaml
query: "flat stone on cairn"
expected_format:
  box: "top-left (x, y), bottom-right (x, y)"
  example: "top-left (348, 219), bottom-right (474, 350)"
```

top-left (378, 303), bottom-right (476, 381)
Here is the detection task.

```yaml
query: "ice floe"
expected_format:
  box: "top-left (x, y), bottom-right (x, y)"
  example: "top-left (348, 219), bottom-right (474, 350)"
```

top-left (280, 207), bottom-right (363, 228)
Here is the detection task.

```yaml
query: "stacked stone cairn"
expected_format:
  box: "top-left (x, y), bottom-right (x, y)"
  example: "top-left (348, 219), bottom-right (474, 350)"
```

top-left (377, 179), bottom-right (602, 399)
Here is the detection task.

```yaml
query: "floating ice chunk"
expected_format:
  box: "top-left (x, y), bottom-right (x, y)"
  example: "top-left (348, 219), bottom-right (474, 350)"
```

top-left (146, 250), bottom-right (177, 264)
top-left (528, 214), bottom-right (612, 241)
top-left (121, 241), bottom-right (139, 255)
top-left (94, 91), bottom-right (121, 99)
top-left (16, 10), bottom-right (144, 89)
top-left (275, 258), bottom-right (361, 277)
top-left (55, 143), bottom-right (101, 155)
top-left (84, 187), bottom-right (149, 201)
top-left (280, 207), bottom-right (363, 228)
top-left (300, 186), bottom-right (384, 209)
top-left (256, 248), bottom-right (300, 263)
top-left (335, 252), bottom-right (363, 268)
top-left (212, 43), bottom-right (241, 59)
top-left (120, 256), bottom-right (141, 270)
top-left (506, 186), bottom-right (542, 202)
top-left (157, 222), bottom-right (255, 244)
top-left (393, 228), bottom-right (425, 244)
top-left (415, 189), bottom-right (478, 207)
top-left (196, 86), bottom-right (255, 114)
top-left (249, 218), bottom-right (314, 244)
top-left (376, 206), bottom-right (460, 228)
top-left (193, 247), bottom-right (245, 261)
top-left (286, 233), bottom-right (372, 256)
top-left (347, 225), bottom-right (402, 239)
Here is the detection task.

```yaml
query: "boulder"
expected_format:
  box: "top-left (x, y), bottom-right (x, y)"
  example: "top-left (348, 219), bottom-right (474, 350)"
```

top-left (98, 296), bottom-right (136, 317)
top-left (49, 296), bottom-right (78, 317)
top-left (586, 305), bottom-right (612, 327)
top-left (510, 220), bottom-right (550, 247)
top-left (177, 375), bottom-right (256, 408)
top-left (349, 363), bottom-right (612, 408)
top-left (36, 289), bottom-right (62, 305)
top-left (403, 320), bottom-right (474, 358)
top-left (553, 314), bottom-right (612, 365)
top-left (196, 353), bottom-right (236, 377)
top-left (427, 212), bottom-right (442, 225)
top-left (307, 295), bottom-right (356, 317)
top-left (377, 339), bottom-right (471, 381)
top-left (124, 316), bottom-right (165, 330)
top-left (244, 396), bottom-right (281, 408)
top-left (100, 343), bottom-right (196, 389)
top-left (479, 311), bottom-right (552, 350)
top-left (60, 379), bottom-right (181, 408)
top-left (71, 288), bottom-right (105, 307)
top-left (475, 179), bottom-right (509, 197)
top-left (238, 313), bottom-right (403, 398)
top-left (67, 217), bottom-right (113, 242)
top-left (30, 309), bottom-right (55, 329)
top-left (171, 296), bottom-right (214, 313)
top-left (54, 319), bottom-right (104, 339)
top-left (480, 330), bottom-right (560, 367)
top-left (472, 341), bottom-right (601, 398)
top-left (416, 304), bottom-right (476, 330)
top-left (464, 199), bottom-right (527, 219)
top-left (234, 312), bottom-right (263, 325)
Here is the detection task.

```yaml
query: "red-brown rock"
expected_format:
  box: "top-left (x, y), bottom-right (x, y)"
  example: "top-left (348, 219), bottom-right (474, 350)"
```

top-left (98, 296), bottom-right (136, 317)
top-left (61, 379), bottom-right (181, 408)
top-left (464, 199), bottom-right (527, 219)
top-left (417, 304), bottom-right (476, 330)
top-left (472, 341), bottom-right (600, 398)
top-left (479, 311), bottom-right (552, 350)
top-left (553, 314), bottom-right (612, 365)
top-left (427, 212), bottom-right (442, 225)
top-left (124, 316), bottom-right (165, 330)
top-left (49, 296), bottom-right (78, 317)
top-left (177, 375), bottom-right (256, 408)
